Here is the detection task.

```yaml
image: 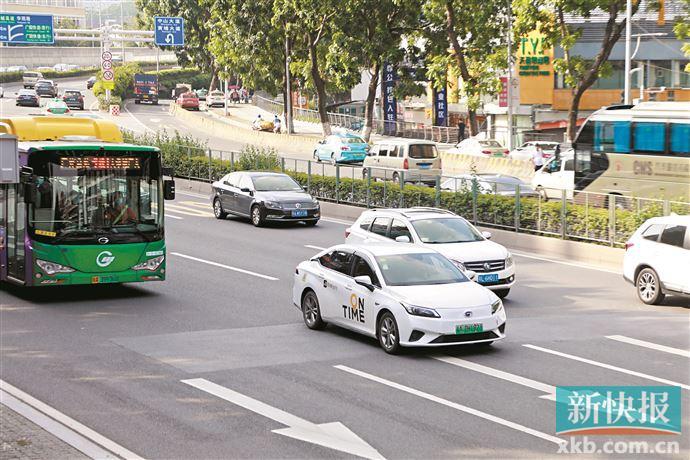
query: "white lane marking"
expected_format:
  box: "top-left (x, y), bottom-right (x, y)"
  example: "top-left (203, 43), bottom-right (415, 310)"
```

top-left (334, 365), bottom-right (564, 446)
top-left (177, 190), bottom-right (211, 199)
top-left (182, 378), bottom-right (384, 460)
top-left (165, 213), bottom-right (183, 220)
top-left (320, 217), bottom-right (353, 225)
top-left (165, 203), bottom-right (214, 217)
top-left (523, 344), bottom-right (690, 391)
top-left (123, 102), bottom-right (156, 133)
top-left (0, 379), bottom-right (143, 459)
top-left (433, 356), bottom-right (556, 400)
top-left (171, 252), bottom-right (279, 281)
top-left (304, 245), bottom-right (326, 251)
top-left (511, 251), bottom-right (621, 274)
top-left (150, 117), bottom-right (161, 123)
top-left (606, 335), bottom-right (690, 358)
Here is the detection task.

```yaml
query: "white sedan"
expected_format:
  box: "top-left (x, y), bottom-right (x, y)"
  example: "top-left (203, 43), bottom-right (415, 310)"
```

top-left (292, 243), bottom-right (506, 354)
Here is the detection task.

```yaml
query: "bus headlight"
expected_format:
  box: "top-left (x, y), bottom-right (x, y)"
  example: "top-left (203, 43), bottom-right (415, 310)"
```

top-left (36, 259), bottom-right (75, 275)
top-left (132, 255), bottom-right (165, 271)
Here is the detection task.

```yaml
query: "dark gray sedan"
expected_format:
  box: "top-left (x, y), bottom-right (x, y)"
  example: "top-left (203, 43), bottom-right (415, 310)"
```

top-left (211, 172), bottom-right (320, 227)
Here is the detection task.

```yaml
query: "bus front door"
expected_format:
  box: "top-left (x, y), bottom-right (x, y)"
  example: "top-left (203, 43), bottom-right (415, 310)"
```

top-left (5, 185), bottom-right (26, 283)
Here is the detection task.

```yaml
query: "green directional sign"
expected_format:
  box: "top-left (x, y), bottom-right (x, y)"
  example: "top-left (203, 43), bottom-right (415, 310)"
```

top-left (0, 13), bottom-right (54, 44)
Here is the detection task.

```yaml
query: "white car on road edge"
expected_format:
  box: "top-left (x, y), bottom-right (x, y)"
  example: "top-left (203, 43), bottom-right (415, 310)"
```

top-left (346, 208), bottom-right (516, 298)
top-left (623, 215), bottom-right (690, 305)
top-left (293, 243), bottom-right (506, 353)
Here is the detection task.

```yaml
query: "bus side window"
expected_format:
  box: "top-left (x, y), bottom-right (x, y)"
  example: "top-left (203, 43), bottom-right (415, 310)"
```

top-left (670, 123), bottom-right (690, 155)
top-left (564, 159), bottom-right (574, 171)
top-left (594, 121), bottom-right (630, 153)
top-left (633, 122), bottom-right (666, 154)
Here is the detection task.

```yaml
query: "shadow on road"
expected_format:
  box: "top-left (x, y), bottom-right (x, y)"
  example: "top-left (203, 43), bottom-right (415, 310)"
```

top-left (1, 283), bottom-right (157, 304)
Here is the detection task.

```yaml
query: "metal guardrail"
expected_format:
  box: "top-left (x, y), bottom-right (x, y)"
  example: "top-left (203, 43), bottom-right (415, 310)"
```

top-left (254, 95), bottom-right (459, 144)
top-left (164, 144), bottom-right (689, 248)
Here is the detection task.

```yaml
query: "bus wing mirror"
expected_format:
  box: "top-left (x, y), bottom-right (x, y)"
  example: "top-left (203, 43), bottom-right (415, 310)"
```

top-left (162, 167), bottom-right (174, 177)
top-left (163, 179), bottom-right (176, 200)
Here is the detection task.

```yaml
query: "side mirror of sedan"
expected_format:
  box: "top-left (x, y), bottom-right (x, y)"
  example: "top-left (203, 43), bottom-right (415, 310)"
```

top-left (481, 231), bottom-right (492, 240)
top-left (395, 235), bottom-right (411, 243)
top-left (466, 270), bottom-right (477, 281)
top-left (240, 187), bottom-right (253, 196)
top-left (354, 275), bottom-right (375, 291)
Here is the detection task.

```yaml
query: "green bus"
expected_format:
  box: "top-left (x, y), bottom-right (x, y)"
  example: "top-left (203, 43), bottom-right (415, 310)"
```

top-left (0, 116), bottom-right (175, 287)
top-left (572, 101), bottom-right (690, 202)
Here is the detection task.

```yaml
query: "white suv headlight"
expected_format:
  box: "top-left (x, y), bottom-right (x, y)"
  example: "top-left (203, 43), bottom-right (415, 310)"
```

top-left (401, 302), bottom-right (441, 318)
top-left (491, 299), bottom-right (503, 314)
top-left (36, 259), bottom-right (75, 275)
top-left (505, 254), bottom-right (514, 268)
top-left (132, 255), bottom-right (165, 271)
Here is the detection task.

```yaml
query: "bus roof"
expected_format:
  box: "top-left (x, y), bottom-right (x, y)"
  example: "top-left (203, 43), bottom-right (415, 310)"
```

top-left (19, 141), bottom-right (158, 152)
top-left (590, 101), bottom-right (690, 122)
top-left (0, 116), bottom-right (123, 143)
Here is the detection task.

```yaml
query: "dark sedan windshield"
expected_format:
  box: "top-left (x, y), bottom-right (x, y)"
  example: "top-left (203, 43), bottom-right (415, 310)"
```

top-left (252, 175), bottom-right (303, 192)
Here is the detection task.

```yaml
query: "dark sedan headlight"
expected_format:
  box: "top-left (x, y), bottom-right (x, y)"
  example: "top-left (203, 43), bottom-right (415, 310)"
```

top-left (264, 201), bottom-right (282, 209)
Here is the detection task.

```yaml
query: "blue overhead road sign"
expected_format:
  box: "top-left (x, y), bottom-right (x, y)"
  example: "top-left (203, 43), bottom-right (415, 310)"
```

top-left (0, 13), bottom-right (53, 44)
top-left (154, 16), bottom-right (184, 46)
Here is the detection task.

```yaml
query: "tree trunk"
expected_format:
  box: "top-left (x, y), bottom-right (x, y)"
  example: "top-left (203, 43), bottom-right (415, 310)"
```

top-left (362, 61), bottom-right (380, 142)
top-left (308, 40), bottom-right (331, 136)
top-left (567, 87), bottom-right (584, 141)
top-left (467, 110), bottom-right (479, 137)
top-left (209, 71), bottom-right (218, 92)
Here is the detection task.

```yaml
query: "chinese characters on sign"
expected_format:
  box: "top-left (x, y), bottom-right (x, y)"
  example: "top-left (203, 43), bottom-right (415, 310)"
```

top-left (556, 386), bottom-right (681, 435)
top-left (0, 14), bottom-right (54, 44)
top-left (154, 16), bottom-right (185, 47)
top-left (499, 77), bottom-right (508, 108)
top-left (382, 62), bottom-right (397, 136)
top-left (518, 35), bottom-right (551, 77)
top-left (433, 86), bottom-right (447, 127)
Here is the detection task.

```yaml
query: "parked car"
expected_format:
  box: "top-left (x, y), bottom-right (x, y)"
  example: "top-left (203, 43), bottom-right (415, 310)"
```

top-left (35, 80), bottom-right (57, 98)
top-left (22, 71), bottom-right (44, 89)
top-left (623, 215), bottom-right (690, 305)
top-left (313, 133), bottom-right (369, 164)
top-left (9, 66), bottom-right (28, 73)
top-left (449, 138), bottom-right (509, 157)
top-left (15, 89), bottom-right (40, 107)
top-left (53, 63), bottom-right (69, 72)
top-left (211, 171), bottom-right (320, 227)
top-left (530, 149), bottom-right (575, 200)
top-left (509, 141), bottom-right (560, 161)
top-left (45, 98), bottom-right (71, 115)
top-left (441, 174), bottom-right (540, 198)
top-left (346, 207), bottom-right (516, 298)
top-left (62, 89), bottom-right (84, 110)
top-left (176, 91), bottom-right (200, 110)
top-left (363, 140), bottom-right (441, 185)
top-left (206, 90), bottom-right (225, 107)
top-left (86, 76), bottom-right (97, 89)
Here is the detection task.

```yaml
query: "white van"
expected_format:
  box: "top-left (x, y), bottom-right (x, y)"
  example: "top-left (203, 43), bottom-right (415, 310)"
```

top-left (22, 71), bottom-right (44, 89)
top-left (362, 140), bottom-right (441, 185)
top-left (531, 150), bottom-right (575, 200)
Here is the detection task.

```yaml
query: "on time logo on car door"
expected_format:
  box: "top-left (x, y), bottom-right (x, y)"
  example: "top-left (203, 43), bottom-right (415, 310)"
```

top-left (343, 294), bottom-right (365, 323)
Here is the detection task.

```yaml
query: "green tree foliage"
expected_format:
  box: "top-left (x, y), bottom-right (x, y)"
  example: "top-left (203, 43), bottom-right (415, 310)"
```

top-left (514, 0), bottom-right (639, 140)
top-left (423, 0), bottom-right (511, 136)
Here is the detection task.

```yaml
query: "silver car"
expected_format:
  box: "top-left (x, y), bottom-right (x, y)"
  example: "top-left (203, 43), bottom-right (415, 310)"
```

top-left (211, 172), bottom-right (320, 227)
top-left (441, 174), bottom-right (540, 198)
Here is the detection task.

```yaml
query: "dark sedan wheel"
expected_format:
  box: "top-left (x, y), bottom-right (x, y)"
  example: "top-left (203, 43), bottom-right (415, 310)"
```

top-left (213, 198), bottom-right (227, 219)
top-left (302, 290), bottom-right (326, 330)
top-left (251, 205), bottom-right (265, 227)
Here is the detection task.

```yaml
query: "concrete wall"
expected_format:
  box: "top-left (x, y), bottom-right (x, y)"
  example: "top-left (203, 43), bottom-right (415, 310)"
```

top-left (0, 47), bottom-right (177, 68)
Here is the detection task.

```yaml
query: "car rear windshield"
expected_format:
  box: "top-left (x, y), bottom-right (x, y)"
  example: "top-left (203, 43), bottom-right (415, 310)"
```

top-left (344, 137), bottom-right (366, 144)
top-left (411, 217), bottom-right (484, 244)
top-left (23, 72), bottom-right (39, 77)
top-left (252, 175), bottom-right (303, 192)
top-left (65, 91), bottom-right (81, 96)
top-left (375, 253), bottom-right (468, 286)
top-left (408, 144), bottom-right (437, 159)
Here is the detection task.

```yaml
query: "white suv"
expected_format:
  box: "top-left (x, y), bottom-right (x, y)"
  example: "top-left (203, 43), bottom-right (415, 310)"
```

top-left (623, 215), bottom-right (690, 305)
top-left (346, 208), bottom-right (515, 298)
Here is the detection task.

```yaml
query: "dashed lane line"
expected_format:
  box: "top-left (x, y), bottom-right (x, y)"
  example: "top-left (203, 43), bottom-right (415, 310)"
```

top-left (123, 102), bottom-right (156, 133)
top-left (170, 252), bottom-right (279, 281)
top-left (511, 252), bottom-right (621, 275)
top-left (334, 365), bottom-right (564, 446)
top-left (606, 335), bottom-right (690, 358)
top-left (165, 213), bottom-right (184, 220)
top-left (523, 344), bottom-right (690, 390)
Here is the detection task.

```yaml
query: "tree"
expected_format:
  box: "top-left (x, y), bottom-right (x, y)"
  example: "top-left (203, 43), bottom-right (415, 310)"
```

top-left (514, 0), bottom-right (640, 140)
top-left (136, 0), bottom-right (219, 89)
top-left (422, 0), bottom-right (510, 136)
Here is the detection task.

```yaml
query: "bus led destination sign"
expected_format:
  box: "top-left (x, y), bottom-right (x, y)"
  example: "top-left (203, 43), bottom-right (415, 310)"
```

top-left (60, 157), bottom-right (141, 170)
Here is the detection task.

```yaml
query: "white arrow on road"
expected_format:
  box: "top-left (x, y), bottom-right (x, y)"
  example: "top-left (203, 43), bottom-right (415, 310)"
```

top-left (181, 378), bottom-right (385, 459)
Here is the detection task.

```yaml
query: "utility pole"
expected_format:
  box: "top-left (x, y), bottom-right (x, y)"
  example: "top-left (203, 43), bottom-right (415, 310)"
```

top-left (285, 32), bottom-right (294, 134)
top-left (624, 0), bottom-right (632, 104)
top-left (506, 0), bottom-right (514, 151)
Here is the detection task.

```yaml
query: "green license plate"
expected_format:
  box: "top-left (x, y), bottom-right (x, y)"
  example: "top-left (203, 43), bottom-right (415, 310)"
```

top-left (456, 323), bottom-right (483, 334)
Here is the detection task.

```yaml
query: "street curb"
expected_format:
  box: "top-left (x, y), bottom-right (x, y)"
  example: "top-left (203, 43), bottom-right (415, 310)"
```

top-left (168, 103), bottom-right (317, 152)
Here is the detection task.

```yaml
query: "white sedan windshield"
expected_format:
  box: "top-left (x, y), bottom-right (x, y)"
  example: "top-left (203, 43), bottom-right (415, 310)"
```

top-left (376, 253), bottom-right (468, 286)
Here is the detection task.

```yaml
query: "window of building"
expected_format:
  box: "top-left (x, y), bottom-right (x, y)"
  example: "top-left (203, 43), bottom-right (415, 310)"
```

top-left (679, 61), bottom-right (690, 87)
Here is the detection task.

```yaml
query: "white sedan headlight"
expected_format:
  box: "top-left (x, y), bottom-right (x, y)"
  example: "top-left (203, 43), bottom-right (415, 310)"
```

top-left (132, 255), bottom-right (165, 271)
top-left (491, 299), bottom-right (503, 314)
top-left (401, 302), bottom-right (440, 318)
top-left (36, 259), bottom-right (75, 275)
top-left (505, 253), bottom-right (514, 268)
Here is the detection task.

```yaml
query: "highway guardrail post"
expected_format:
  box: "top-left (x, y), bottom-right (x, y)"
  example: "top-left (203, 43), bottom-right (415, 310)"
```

top-left (281, 157), bottom-right (285, 173)
top-left (515, 184), bottom-right (520, 232)
top-left (366, 168), bottom-right (371, 208)
top-left (472, 180), bottom-right (478, 224)
top-left (208, 149), bottom-right (212, 182)
top-left (663, 199), bottom-right (670, 216)
top-left (307, 160), bottom-right (311, 192)
top-left (561, 189), bottom-right (567, 239)
top-left (335, 164), bottom-right (340, 203)
top-left (230, 151), bottom-right (235, 172)
top-left (399, 171), bottom-right (405, 208)
top-left (609, 194), bottom-right (616, 246)
top-left (434, 176), bottom-right (440, 207)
